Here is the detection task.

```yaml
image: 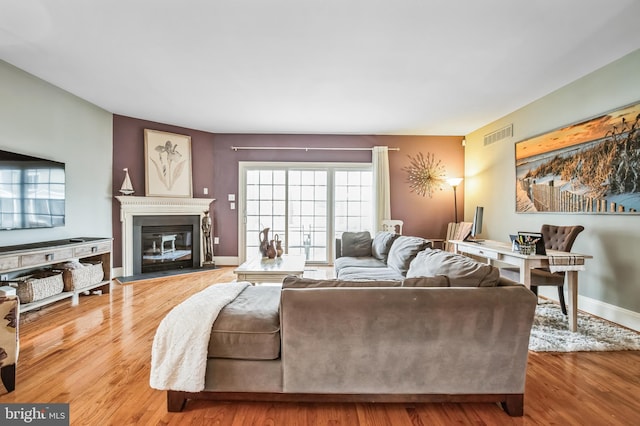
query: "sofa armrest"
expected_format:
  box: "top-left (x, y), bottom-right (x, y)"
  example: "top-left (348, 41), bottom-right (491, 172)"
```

top-left (335, 238), bottom-right (342, 258)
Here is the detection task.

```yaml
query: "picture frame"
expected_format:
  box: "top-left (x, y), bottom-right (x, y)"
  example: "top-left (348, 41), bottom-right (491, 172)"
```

top-left (515, 101), bottom-right (640, 214)
top-left (144, 129), bottom-right (193, 197)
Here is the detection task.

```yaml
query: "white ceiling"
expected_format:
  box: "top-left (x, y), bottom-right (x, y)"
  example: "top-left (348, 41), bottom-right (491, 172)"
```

top-left (1, 0), bottom-right (639, 136)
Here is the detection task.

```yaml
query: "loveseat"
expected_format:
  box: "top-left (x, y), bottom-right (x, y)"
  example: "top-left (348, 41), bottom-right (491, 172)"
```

top-left (161, 245), bottom-right (537, 417)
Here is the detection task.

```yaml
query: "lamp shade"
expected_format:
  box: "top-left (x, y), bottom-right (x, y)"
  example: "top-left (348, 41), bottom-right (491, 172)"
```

top-left (447, 177), bottom-right (463, 187)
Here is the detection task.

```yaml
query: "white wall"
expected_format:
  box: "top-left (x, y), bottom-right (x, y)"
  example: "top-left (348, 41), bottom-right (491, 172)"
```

top-left (0, 60), bottom-right (112, 246)
top-left (465, 49), bottom-right (640, 329)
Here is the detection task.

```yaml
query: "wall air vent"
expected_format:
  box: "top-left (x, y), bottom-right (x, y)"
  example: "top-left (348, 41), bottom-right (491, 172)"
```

top-left (484, 124), bottom-right (513, 146)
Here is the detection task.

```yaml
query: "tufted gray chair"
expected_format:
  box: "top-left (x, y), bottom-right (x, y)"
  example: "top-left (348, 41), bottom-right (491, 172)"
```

top-left (500, 224), bottom-right (584, 314)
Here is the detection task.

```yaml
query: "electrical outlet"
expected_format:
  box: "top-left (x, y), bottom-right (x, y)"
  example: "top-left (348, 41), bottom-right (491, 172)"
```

top-left (0, 274), bottom-right (8, 281)
top-left (214, 237), bottom-right (219, 244)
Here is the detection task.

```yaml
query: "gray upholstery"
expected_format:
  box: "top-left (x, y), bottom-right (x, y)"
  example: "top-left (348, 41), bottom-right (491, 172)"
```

top-left (336, 266), bottom-right (405, 281)
top-left (280, 286), bottom-right (536, 394)
top-left (402, 275), bottom-right (450, 287)
top-left (204, 359), bottom-right (282, 392)
top-left (282, 276), bottom-right (400, 288)
top-left (340, 231), bottom-right (372, 257)
top-left (371, 231), bottom-right (398, 261)
top-left (407, 248), bottom-right (500, 287)
top-left (334, 256), bottom-right (386, 273)
top-left (335, 233), bottom-right (430, 280)
top-left (209, 285), bottom-right (281, 360)
top-left (386, 236), bottom-right (431, 275)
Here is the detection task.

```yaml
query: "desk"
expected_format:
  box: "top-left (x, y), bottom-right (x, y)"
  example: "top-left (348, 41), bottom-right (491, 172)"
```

top-left (449, 239), bottom-right (592, 332)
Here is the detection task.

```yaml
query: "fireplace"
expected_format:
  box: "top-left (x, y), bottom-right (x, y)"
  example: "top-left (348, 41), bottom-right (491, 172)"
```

top-left (116, 196), bottom-right (215, 277)
top-left (133, 215), bottom-right (200, 274)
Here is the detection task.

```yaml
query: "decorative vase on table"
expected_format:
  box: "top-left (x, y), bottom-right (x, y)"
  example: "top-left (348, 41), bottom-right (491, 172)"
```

top-left (274, 234), bottom-right (283, 257)
top-left (267, 240), bottom-right (277, 259)
top-left (259, 228), bottom-right (270, 258)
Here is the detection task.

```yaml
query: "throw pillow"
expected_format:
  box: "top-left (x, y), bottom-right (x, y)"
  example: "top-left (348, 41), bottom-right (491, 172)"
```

top-left (340, 231), bottom-right (372, 257)
top-left (282, 276), bottom-right (401, 288)
top-left (371, 231), bottom-right (399, 261)
top-left (406, 248), bottom-right (500, 287)
top-left (385, 236), bottom-right (431, 275)
top-left (402, 276), bottom-right (450, 287)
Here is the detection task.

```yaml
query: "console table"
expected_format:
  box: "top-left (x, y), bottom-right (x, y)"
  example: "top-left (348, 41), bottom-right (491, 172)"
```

top-left (0, 238), bottom-right (112, 312)
top-left (449, 239), bottom-right (592, 332)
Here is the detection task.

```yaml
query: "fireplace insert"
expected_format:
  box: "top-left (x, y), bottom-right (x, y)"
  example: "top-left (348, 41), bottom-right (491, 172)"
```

top-left (132, 215), bottom-right (201, 274)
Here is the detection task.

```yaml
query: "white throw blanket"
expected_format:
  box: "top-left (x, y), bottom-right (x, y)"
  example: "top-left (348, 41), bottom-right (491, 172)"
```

top-left (149, 281), bottom-right (250, 392)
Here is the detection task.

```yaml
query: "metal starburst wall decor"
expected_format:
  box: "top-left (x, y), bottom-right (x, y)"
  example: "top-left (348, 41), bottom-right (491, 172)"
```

top-left (403, 152), bottom-right (447, 198)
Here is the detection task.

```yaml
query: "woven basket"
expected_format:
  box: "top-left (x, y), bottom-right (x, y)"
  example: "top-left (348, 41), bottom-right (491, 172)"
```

top-left (15, 270), bottom-right (64, 303)
top-left (54, 261), bottom-right (104, 291)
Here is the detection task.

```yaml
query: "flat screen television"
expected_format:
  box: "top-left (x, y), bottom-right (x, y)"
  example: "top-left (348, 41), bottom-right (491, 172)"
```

top-left (0, 149), bottom-right (65, 230)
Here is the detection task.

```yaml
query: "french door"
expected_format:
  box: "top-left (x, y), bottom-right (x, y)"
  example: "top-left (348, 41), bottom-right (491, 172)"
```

top-left (239, 162), bottom-right (372, 264)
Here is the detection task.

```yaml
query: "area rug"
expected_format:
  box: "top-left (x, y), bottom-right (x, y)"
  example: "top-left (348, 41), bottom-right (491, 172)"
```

top-left (529, 300), bottom-right (640, 352)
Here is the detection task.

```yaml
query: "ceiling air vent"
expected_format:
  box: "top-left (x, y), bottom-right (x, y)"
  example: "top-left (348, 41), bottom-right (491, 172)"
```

top-left (484, 124), bottom-right (513, 146)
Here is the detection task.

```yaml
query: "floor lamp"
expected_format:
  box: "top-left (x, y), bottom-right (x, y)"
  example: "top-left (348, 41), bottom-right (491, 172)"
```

top-left (447, 177), bottom-right (463, 223)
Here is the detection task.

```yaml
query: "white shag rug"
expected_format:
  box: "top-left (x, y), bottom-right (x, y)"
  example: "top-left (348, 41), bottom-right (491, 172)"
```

top-left (529, 300), bottom-right (640, 352)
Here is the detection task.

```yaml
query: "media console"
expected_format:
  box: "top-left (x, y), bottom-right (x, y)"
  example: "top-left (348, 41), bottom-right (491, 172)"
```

top-left (0, 237), bottom-right (112, 312)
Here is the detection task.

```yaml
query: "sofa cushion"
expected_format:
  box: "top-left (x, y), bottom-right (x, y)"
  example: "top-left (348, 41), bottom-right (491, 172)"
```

top-left (208, 285), bottom-right (281, 360)
top-left (340, 231), bottom-right (372, 257)
top-left (282, 276), bottom-right (401, 288)
top-left (334, 256), bottom-right (386, 273)
top-left (406, 248), bottom-right (500, 287)
top-left (402, 276), bottom-right (450, 287)
top-left (371, 231), bottom-right (398, 261)
top-left (337, 266), bottom-right (405, 281)
top-left (385, 236), bottom-right (431, 275)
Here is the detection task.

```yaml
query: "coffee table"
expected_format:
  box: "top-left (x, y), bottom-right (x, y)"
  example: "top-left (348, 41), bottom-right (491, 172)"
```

top-left (234, 254), bottom-right (306, 284)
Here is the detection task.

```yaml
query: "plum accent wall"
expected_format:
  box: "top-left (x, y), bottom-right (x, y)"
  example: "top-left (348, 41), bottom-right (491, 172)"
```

top-left (112, 116), bottom-right (464, 266)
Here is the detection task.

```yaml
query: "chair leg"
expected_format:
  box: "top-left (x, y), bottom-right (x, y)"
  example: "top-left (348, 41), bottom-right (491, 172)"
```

top-left (557, 287), bottom-right (568, 315)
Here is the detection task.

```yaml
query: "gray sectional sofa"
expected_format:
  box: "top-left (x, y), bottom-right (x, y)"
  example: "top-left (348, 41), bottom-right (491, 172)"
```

top-left (335, 231), bottom-right (430, 280)
top-left (165, 231), bottom-right (537, 416)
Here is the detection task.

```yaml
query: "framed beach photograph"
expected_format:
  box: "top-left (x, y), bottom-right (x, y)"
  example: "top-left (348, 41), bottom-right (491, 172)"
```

top-left (144, 129), bottom-right (193, 197)
top-left (515, 101), bottom-right (640, 214)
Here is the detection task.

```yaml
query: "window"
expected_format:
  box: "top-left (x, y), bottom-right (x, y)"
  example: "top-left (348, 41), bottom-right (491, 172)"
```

top-left (240, 163), bottom-right (372, 263)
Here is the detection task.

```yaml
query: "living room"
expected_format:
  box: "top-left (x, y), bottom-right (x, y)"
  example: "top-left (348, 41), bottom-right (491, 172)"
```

top-left (1, 1), bottom-right (640, 424)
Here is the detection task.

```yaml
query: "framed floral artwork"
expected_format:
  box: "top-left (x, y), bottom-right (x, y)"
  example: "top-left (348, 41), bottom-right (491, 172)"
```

top-left (144, 129), bottom-right (193, 197)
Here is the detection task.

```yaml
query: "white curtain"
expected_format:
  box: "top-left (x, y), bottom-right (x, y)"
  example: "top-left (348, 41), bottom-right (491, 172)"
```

top-left (372, 146), bottom-right (391, 232)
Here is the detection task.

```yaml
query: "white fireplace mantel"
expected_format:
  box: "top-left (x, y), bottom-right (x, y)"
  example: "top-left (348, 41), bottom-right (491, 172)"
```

top-left (116, 196), bottom-right (215, 276)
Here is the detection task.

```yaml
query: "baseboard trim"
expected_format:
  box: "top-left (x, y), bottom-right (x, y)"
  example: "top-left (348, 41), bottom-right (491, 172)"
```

top-left (213, 256), bottom-right (239, 266)
top-left (539, 288), bottom-right (640, 332)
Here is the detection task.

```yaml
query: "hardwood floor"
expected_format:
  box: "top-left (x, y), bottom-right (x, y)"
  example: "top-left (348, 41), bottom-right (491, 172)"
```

top-left (1, 267), bottom-right (639, 425)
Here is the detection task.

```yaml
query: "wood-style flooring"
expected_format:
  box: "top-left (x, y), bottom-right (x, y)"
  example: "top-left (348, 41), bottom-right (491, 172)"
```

top-left (1, 267), bottom-right (639, 425)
